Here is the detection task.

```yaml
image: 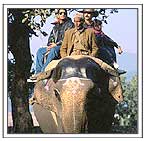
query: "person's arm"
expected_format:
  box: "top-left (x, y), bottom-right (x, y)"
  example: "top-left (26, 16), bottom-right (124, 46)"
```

top-left (117, 46), bottom-right (123, 54)
top-left (104, 34), bottom-right (123, 54)
top-left (46, 28), bottom-right (59, 51)
top-left (60, 31), bottom-right (69, 58)
top-left (104, 34), bottom-right (118, 47)
top-left (90, 30), bottom-right (99, 57)
top-left (47, 29), bottom-right (54, 46)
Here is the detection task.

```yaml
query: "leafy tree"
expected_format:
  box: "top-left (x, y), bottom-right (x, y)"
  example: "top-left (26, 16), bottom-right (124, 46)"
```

top-left (8, 8), bottom-right (118, 133)
top-left (113, 75), bottom-right (138, 133)
top-left (8, 9), bottom-right (34, 133)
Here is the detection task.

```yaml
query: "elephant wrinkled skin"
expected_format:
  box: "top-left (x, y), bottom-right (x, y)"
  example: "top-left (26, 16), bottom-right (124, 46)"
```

top-left (31, 55), bottom-right (123, 133)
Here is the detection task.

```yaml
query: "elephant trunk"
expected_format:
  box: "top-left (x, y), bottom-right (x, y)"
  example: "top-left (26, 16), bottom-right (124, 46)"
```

top-left (59, 77), bottom-right (94, 133)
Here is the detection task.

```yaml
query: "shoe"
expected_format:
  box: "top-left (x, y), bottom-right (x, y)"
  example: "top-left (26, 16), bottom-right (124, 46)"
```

top-left (30, 75), bottom-right (37, 80)
top-left (27, 78), bottom-right (37, 83)
top-left (117, 69), bottom-right (127, 75)
top-left (29, 73), bottom-right (41, 80)
top-left (113, 62), bottom-right (119, 69)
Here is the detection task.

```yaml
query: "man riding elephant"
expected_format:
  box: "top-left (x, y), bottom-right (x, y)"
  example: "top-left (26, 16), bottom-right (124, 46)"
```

top-left (79, 9), bottom-right (126, 75)
top-left (60, 13), bottom-right (99, 57)
top-left (28, 9), bottom-right (74, 82)
top-left (28, 10), bottom-right (124, 134)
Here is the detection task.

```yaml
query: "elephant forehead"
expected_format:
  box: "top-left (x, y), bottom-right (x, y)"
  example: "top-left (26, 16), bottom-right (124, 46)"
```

top-left (59, 77), bottom-right (93, 95)
top-left (62, 77), bottom-right (85, 93)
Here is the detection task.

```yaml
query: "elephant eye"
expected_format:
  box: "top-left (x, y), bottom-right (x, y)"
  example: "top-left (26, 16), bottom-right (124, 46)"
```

top-left (54, 88), bottom-right (61, 102)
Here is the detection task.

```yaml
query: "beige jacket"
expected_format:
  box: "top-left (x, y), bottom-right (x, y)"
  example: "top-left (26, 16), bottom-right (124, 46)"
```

top-left (60, 28), bottom-right (99, 58)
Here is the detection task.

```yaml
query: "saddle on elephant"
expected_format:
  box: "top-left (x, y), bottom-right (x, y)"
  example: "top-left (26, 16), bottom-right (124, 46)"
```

top-left (30, 55), bottom-right (123, 104)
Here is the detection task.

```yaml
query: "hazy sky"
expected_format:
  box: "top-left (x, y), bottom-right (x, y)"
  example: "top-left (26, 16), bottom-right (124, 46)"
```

top-left (103, 9), bottom-right (137, 54)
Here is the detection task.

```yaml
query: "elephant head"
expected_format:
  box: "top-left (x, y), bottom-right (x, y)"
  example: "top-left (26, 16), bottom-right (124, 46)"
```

top-left (32, 55), bottom-right (123, 133)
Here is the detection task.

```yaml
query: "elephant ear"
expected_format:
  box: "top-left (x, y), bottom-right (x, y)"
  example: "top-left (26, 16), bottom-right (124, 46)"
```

top-left (45, 59), bottom-right (61, 72)
top-left (35, 59), bottom-right (62, 82)
top-left (109, 76), bottom-right (124, 103)
top-left (88, 56), bottom-right (124, 102)
top-left (33, 80), bottom-right (62, 115)
top-left (88, 56), bottom-right (119, 77)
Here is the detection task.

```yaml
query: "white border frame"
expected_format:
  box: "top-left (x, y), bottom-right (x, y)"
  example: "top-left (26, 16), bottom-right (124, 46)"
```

top-left (3, 4), bottom-right (143, 139)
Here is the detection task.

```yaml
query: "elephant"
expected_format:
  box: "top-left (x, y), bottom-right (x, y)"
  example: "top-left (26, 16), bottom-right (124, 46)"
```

top-left (30, 55), bottom-right (123, 133)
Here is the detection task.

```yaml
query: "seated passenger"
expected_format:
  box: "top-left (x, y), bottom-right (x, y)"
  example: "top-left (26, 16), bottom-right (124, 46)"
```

top-left (28, 9), bottom-right (74, 82)
top-left (79, 9), bottom-right (126, 75)
top-left (60, 13), bottom-right (99, 58)
top-left (93, 19), bottom-right (126, 75)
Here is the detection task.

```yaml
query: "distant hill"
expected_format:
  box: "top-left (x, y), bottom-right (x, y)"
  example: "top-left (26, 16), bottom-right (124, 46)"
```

top-left (117, 52), bottom-right (137, 79)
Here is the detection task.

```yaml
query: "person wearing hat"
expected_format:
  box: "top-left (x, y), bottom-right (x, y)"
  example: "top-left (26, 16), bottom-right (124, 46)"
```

top-left (79, 9), bottom-right (126, 74)
top-left (28, 9), bottom-right (74, 82)
top-left (60, 13), bottom-right (99, 57)
top-left (79, 9), bottom-right (97, 28)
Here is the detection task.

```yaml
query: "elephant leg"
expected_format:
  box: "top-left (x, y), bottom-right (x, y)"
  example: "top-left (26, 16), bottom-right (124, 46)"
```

top-left (33, 103), bottom-right (58, 133)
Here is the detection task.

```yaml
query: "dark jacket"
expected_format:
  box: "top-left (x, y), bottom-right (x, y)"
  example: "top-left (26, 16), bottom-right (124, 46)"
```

top-left (47, 17), bottom-right (74, 46)
top-left (95, 31), bottom-right (119, 48)
top-left (83, 21), bottom-right (119, 48)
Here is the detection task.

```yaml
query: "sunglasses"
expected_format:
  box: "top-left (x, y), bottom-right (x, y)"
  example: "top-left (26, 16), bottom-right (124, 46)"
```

top-left (84, 12), bottom-right (93, 14)
top-left (59, 12), bottom-right (67, 15)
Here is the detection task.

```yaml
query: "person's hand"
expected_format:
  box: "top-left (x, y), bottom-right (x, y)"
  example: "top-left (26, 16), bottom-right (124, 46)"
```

top-left (47, 43), bottom-right (57, 51)
top-left (117, 46), bottom-right (123, 54)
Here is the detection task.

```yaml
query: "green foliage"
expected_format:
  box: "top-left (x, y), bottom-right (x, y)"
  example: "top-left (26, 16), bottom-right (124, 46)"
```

top-left (8, 8), bottom-right (118, 37)
top-left (22, 9), bottom-right (51, 29)
top-left (95, 8), bottom-right (119, 24)
top-left (113, 75), bottom-right (138, 133)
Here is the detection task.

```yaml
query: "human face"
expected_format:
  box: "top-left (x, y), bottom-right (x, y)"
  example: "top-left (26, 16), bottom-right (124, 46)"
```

top-left (83, 12), bottom-right (93, 21)
top-left (58, 9), bottom-right (67, 20)
top-left (74, 17), bottom-right (83, 30)
top-left (94, 24), bottom-right (102, 31)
